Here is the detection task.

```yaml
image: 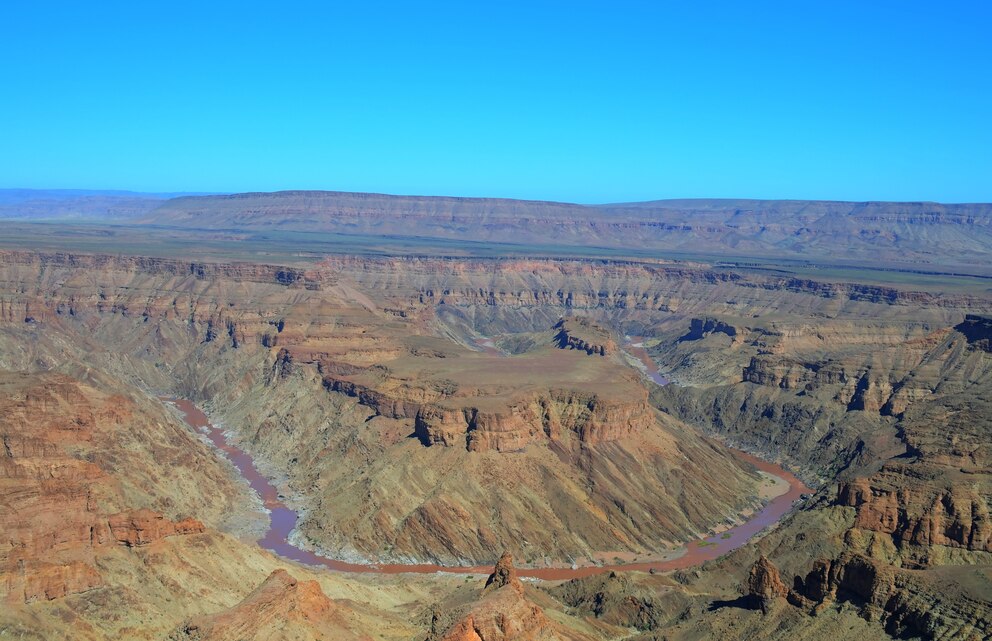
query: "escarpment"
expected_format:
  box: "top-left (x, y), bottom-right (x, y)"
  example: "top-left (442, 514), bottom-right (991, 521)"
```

top-left (0, 249), bottom-right (324, 289)
top-left (824, 332), bottom-right (992, 562)
top-left (315, 254), bottom-right (992, 315)
top-left (836, 473), bottom-right (992, 554)
top-left (304, 319), bottom-right (658, 453)
top-left (414, 389), bottom-right (655, 452)
top-left (143, 192), bottom-right (992, 269)
top-left (2, 251), bottom-right (989, 352)
top-left (647, 309), bottom-right (992, 640)
top-left (680, 317), bottom-right (738, 342)
top-left (107, 510), bottom-right (206, 547)
top-left (320, 352), bottom-right (658, 452)
top-left (653, 313), bottom-right (992, 480)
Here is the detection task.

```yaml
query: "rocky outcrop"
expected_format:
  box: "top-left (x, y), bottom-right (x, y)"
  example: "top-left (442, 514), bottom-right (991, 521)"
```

top-left (553, 317), bottom-right (617, 356)
top-left (742, 356), bottom-right (853, 390)
top-left (955, 314), bottom-right (992, 352)
top-left (438, 555), bottom-right (561, 641)
top-left (788, 554), bottom-right (991, 640)
top-left (836, 474), bottom-right (992, 553)
top-left (438, 598), bottom-right (551, 641)
top-left (547, 571), bottom-right (675, 631)
top-left (108, 509), bottom-right (206, 547)
top-left (13, 560), bottom-right (104, 603)
top-left (170, 569), bottom-right (360, 641)
top-left (745, 555), bottom-right (788, 613)
top-left (846, 372), bottom-right (894, 413)
top-left (324, 377), bottom-right (424, 420)
top-left (484, 552), bottom-right (520, 592)
top-left (680, 317), bottom-right (738, 342)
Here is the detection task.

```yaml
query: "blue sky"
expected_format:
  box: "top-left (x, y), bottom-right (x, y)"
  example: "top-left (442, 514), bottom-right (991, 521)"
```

top-left (2, 1), bottom-right (990, 202)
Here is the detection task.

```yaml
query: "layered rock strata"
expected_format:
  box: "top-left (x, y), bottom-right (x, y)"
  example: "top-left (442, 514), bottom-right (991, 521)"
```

top-left (0, 371), bottom-right (241, 605)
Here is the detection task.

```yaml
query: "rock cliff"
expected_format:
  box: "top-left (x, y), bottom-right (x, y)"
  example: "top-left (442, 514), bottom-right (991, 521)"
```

top-left (553, 317), bottom-right (618, 356)
top-left (955, 314), bottom-right (992, 352)
top-left (786, 553), bottom-right (992, 640)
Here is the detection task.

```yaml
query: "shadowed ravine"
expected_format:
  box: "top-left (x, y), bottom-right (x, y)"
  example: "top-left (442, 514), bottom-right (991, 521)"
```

top-left (163, 397), bottom-right (811, 579)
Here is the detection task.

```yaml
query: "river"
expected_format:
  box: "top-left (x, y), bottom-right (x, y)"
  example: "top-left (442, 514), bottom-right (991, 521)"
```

top-left (165, 397), bottom-right (811, 579)
top-left (622, 336), bottom-right (670, 386)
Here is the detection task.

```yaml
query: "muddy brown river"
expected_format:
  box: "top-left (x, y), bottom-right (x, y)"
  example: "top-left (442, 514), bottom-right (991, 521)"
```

top-left (165, 397), bottom-right (811, 579)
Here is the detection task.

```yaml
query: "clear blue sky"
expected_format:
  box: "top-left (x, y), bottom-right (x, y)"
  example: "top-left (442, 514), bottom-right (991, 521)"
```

top-left (2, 1), bottom-right (990, 203)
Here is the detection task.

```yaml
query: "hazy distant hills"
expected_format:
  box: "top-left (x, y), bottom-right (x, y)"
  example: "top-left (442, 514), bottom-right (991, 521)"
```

top-left (0, 189), bottom-right (210, 221)
top-left (3, 188), bottom-right (992, 270)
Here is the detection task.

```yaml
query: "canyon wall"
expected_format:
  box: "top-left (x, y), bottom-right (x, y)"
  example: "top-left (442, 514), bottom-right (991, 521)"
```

top-left (2, 247), bottom-right (991, 640)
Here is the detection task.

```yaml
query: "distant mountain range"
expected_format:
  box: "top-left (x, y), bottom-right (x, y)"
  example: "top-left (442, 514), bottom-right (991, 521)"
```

top-left (3, 188), bottom-right (991, 270)
top-left (0, 188), bottom-right (215, 204)
top-left (0, 188), bottom-right (215, 221)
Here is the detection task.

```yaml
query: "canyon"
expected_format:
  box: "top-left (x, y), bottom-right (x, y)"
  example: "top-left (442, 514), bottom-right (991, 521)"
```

top-left (1, 190), bottom-right (991, 640)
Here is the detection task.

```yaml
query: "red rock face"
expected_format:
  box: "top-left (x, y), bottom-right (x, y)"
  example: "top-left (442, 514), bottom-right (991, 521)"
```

top-left (15, 561), bottom-right (104, 603)
top-left (837, 473), bottom-right (992, 553)
top-left (0, 373), bottom-right (207, 604)
top-left (439, 603), bottom-right (550, 641)
top-left (108, 510), bottom-right (205, 547)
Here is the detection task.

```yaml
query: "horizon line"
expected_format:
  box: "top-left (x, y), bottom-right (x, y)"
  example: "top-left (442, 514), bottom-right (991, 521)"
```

top-left (1, 186), bottom-right (988, 208)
